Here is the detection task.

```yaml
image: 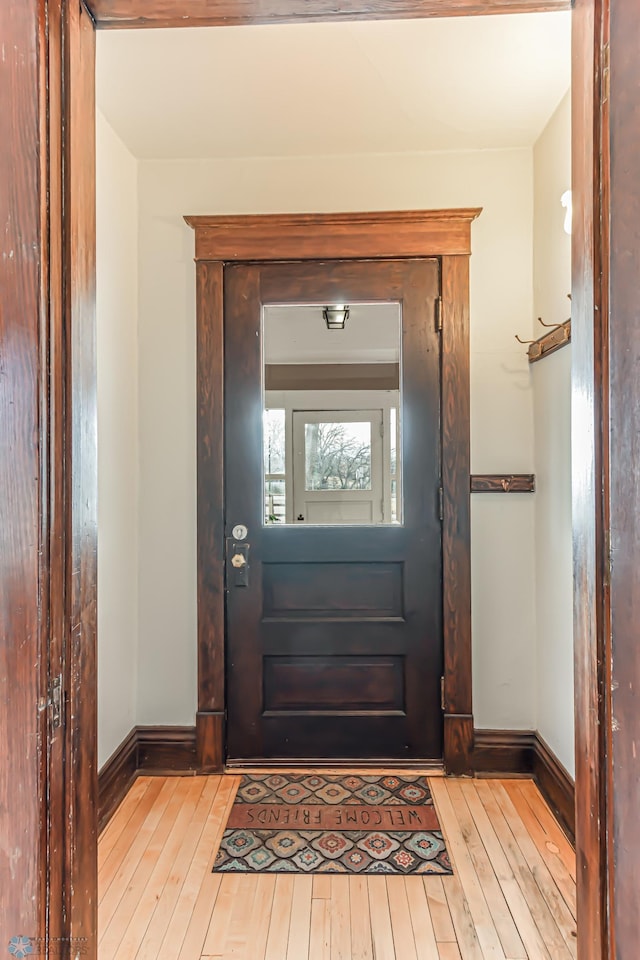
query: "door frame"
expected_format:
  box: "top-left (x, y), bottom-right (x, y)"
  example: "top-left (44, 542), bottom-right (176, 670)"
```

top-left (188, 210), bottom-right (480, 775)
top-left (2, 2), bottom-right (615, 960)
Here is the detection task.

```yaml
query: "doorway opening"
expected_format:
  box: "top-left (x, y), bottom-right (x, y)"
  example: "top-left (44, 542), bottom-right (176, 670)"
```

top-left (51, 3), bottom-right (608, 956)
top-left (95, 10), bottom-right (573, 780)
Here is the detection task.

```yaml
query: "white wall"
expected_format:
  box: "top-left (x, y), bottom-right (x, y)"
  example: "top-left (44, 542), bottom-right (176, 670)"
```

top-left (532, 92), bottom-right (574, 775)
top-left (96, 111), bottom-right (139, 768)
top-left (135, 148), bottom-right (537, 730)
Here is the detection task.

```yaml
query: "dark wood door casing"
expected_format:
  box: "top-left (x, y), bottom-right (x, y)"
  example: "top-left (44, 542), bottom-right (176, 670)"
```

top-left (0, 0), bottom-right (98, 954)
top-left (606, 1), bottom-right (640, 955)
top-left (2, 2), bottom-right (619, 958)
top-left (191, 209), bottom-right (478, 774)
top-left (86, 0), bottom-right (572, 30)
top-left (572, 1), bottom-right (611, 958)
top-left (0, 0), bottom-right (48, 943)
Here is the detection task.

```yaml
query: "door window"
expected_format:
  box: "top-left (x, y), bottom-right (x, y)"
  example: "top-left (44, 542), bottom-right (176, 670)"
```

top-left (262, 302), bottom-right (403, 525)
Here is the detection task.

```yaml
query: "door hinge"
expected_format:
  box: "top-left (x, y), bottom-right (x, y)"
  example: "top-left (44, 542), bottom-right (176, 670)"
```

top-left (379, 420), bottom-right (384, 438)
top-left (49, 673), bottom-right (63, 729)
top-left (438, 486), bottom-right (444, 522)
top-left (435, 297), bottom-right (443, 333)
top-left (440, 676), bottom-right (446, 712)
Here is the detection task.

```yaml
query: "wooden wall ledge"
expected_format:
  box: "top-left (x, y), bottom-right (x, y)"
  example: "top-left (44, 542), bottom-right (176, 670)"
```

top-left (471, 474), bottom-right (535, 493)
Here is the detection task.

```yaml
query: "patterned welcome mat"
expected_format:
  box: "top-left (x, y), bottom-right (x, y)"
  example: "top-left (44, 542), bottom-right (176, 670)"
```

top-left (213, 773), bottom-right (453, 876)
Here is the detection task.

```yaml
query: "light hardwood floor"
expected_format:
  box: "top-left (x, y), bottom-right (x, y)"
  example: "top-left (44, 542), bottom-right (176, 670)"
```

top-left (98, 773), bottom-right (576, 960)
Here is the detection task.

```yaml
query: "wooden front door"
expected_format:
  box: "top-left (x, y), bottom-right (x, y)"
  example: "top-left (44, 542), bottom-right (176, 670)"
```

top-left (224, 258), bottom-right (443, 762)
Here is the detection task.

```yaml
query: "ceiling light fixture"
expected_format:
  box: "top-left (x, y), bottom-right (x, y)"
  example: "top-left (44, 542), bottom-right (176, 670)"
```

top-left (323, 304), bottom-right (350, 330)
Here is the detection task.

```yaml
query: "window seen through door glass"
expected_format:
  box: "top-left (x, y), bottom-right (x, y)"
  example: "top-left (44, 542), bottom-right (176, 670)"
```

top-left (264, 408), bottom-right (286, 523)
top-left (305, 421), bottom-right (372, 491)
top-left (262, 302), bottom-right (402, 525)
top-left (390, 406), bottom-right (398, 523)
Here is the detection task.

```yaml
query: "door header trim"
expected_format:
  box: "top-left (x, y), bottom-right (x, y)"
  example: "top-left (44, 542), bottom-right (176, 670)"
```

top-left (87, 1), bottom-right (570, 30)
top-left (185, 209), bottom-right (482, 262)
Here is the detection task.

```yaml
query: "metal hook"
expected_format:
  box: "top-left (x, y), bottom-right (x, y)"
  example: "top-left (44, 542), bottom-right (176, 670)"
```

top-left (517, 294), bottom-right (572, 352)
top-left (537, 317), bottom-right (563, 329)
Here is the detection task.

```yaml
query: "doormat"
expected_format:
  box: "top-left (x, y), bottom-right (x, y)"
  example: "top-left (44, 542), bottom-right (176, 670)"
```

top-left (213, 773), bottom-right (453, 875)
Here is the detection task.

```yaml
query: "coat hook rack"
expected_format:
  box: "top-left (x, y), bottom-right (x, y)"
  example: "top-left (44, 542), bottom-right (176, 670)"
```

top-left (516, 295), bottom-right (571, 363)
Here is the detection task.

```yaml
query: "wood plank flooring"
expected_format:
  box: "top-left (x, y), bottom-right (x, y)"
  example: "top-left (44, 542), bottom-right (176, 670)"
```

top-left (98, 773), bottom-right (576, 960)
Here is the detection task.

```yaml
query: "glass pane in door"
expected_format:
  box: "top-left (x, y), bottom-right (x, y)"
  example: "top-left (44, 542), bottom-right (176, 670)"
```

top-left (262, 301), bottom-right (403, 525)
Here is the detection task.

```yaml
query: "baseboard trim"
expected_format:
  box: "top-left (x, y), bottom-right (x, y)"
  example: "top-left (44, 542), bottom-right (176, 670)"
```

top-left (473, 729), bottom-right (536, 776)
top-left (98, 725), bottom-right (197, 832)
top-left (98, 728), bottom-right (138, 833)
top-left (474, 728), bottom-right (575, 843)
top-left (136, 724), bottom-right (198, 774)
top-left (532, 732), bottom-right (575, 843)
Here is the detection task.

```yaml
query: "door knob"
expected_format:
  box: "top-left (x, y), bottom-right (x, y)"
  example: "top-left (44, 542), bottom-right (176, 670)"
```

top-left (226, 539), bottom-right (250, 586)
top-left (297, 514), bottom-right (304, 521)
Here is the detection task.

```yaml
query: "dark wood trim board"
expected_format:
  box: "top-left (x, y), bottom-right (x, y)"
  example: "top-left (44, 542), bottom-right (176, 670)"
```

top-left (64, 8), bottom-right (99, 953)
top-left (473, 729), bottom-right (536, 775)
top-left (98, 730), bottom-right (138, 833)
top-left (196, 262), bottom-right (226, 756)
top-left (0, 0), bottom-right (49, 941)
top-left (532, 733), bottom-right (576, 846)
top-left (607, 2), bottom-right (640, 952)
top-left (572, 1), bottom-right (611, 956)
top-left (441, 255), bottom-right (473, 776)
top-left (186, 210), bottom-right (482, 262)
top-left (87, 0), bottom-right (571, 30)
top-left (471, 474), bottom-right (536, 493)
top-left (137, 725), bottom-right (198, 774)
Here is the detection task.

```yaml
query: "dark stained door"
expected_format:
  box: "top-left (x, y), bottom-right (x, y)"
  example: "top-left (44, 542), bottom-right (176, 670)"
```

top-left (225, 259), bottom-right (442, 761)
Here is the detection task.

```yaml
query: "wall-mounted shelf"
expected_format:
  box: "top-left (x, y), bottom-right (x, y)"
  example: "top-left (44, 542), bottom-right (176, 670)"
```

top-left (471, 474), bottom-right (535, 493)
